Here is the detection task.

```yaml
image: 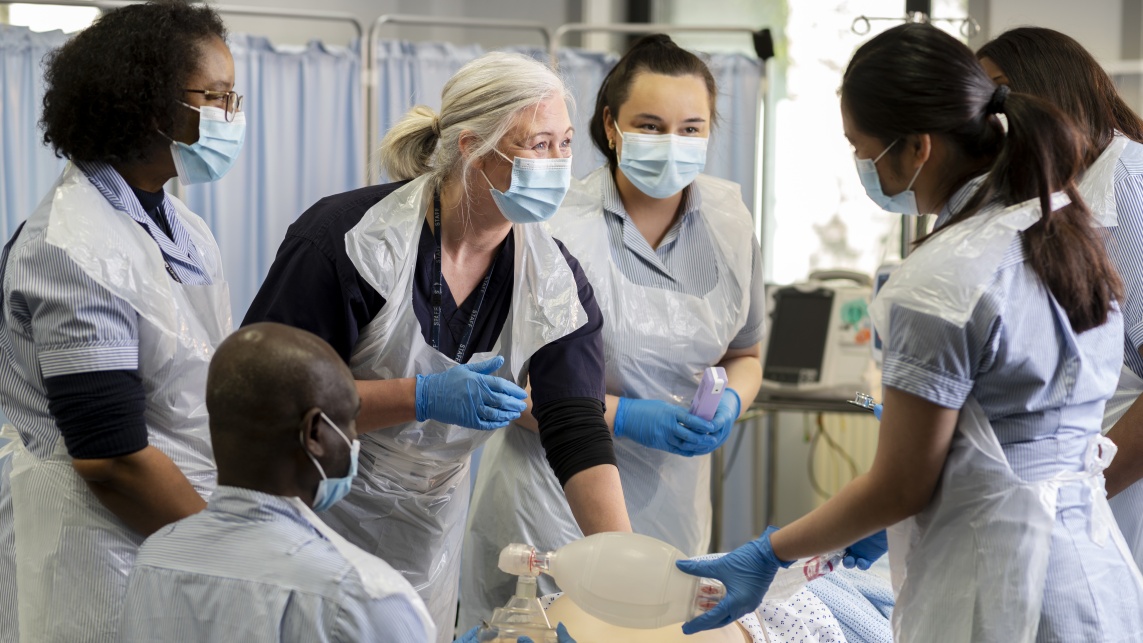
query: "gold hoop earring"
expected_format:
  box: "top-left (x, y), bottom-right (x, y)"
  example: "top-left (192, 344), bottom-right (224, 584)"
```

top-left (608, 138), bottom-right (615, 150)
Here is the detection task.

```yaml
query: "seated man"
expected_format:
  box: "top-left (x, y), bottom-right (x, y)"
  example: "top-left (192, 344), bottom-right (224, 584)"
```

top-left (118, 322), bottom-right (434, 642)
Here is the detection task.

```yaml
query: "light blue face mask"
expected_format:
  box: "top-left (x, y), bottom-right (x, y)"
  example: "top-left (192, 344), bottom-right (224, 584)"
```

top-left (169, 104), bottom-right (246, 186)
top-left (483, 150), bottom-right (573, 224)
top-left (854, 138), bottom-right (925, 216)
top-left (617, 131), bottom-right (708, 199)
top-left (301, 412), bottom-right (359, 512)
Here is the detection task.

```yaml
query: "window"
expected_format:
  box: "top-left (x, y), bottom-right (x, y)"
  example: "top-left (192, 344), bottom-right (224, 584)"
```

top-left (4, 3), bottom-right (98, 33)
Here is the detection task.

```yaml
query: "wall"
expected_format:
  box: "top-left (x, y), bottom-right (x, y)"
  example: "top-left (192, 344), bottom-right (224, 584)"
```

top-left (982, 0), bottom-right (1122, 62)
top-left (214, 0), bottom-right (581, 48)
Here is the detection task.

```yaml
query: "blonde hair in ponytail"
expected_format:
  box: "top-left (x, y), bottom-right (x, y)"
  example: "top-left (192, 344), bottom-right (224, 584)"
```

top-left (377, 52), bottom-right (569, 194)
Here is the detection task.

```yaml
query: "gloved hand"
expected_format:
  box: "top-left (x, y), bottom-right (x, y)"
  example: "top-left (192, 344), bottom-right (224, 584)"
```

top-left (614, 397), bottom-right (718, 456)
top-left (415, 356), bottom-right (527, 430)
top-left (457, 623), bottom-right (576, 643)
top-left (702, 388), bottom-right (742, 455)
top-left (675, 526), bottom-right (791, 634)
top-left (518, 623), bottom-right (576, 643)
top-left (842, 530), bottom-right (888, 570)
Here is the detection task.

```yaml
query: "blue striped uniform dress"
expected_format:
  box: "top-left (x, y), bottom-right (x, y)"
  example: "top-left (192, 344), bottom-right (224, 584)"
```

top-left (119, 486), bottom-right (431, 643)
top-left (0, 162), bottom-right (210, 640)
top-left (882, 178), bottom-right (1143, 642)
top-left (1105, 139), bottom-right (1143, 379)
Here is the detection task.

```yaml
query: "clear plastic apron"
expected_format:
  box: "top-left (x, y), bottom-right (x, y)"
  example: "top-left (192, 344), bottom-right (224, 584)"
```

top-left (321, 175), bottom-right (585, 643)
top-left (872, 189), bottom-right (1143, 642)
top-left (887, 398), bottom-right (1138, 642)
top-left (1085, 132), bottom-right (1143, 570)
top-left (9, 164), bottom-right (229, 642)
top-left (1103, 364), bottom-right (1143, 570)
top-left (461, 169), bottom-right (754, 627)
top-left (0, 423), bottom-right (18, 643)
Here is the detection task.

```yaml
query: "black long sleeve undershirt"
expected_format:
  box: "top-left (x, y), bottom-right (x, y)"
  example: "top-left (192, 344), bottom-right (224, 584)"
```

top-left (533, 396), bottom-right (616, 487)
top-left (44, 370), bottom-right (148, 459)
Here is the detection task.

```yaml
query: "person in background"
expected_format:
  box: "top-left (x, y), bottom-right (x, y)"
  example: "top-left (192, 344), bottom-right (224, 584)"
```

top-left (0, 1), bottom-right (242, 640)
top-left (977, 26), bottom-right (1143, 573)
top-left (119, 323), bottom-right (434, 643)
top-left (242, 51), bottom-right (631, 642)
top-left (678, 23), bottom-right (1143, 642)
top-left (461, 34), bottom-right (764, 627)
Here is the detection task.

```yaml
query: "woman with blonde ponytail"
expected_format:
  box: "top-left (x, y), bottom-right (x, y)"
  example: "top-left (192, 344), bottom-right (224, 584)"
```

top-left (244, 51), bottom-right (631, 642)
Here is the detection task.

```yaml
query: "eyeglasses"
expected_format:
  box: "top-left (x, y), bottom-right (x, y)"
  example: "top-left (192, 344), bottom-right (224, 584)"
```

top-left (183, 89), bottom-right (244, 122)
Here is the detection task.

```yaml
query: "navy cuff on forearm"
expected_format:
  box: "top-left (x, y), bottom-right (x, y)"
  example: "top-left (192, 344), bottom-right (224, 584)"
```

top-left (534, 397), bottom-right (617, 487)
top-left (45, 369), bottom-right (148, 459)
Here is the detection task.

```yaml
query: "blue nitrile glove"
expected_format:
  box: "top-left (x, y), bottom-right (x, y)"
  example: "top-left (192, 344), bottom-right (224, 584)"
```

top-left (842, 530), bottom-right (888, 570)
top-left (675, 526), bottom-right (792, 634)
top-left (702, 388), bottom-right (742, 454)
top-left (415, 356), bottom-right (527, 430)
top-left (614, 397), bottom-right (718, 456)
top-left (517, 623), bottom-right (576, 643)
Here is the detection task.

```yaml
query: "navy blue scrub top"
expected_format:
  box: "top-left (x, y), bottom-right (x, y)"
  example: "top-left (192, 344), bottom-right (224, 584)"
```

top-left (242, 181), bottom-right (606, 408)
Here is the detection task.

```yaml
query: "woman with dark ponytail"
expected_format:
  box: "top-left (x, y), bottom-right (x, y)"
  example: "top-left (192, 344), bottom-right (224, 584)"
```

top-left (978, 26), bottom-right (1143, 575)
top-left (462, 34), bottom-right (764, 629)
top-left (677, 23), bottom-right (1142, 642)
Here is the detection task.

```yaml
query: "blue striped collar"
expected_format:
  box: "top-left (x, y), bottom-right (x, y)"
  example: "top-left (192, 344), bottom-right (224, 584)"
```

top-left (600, 170), bottom-right (700, 275)
top-left (206, 485), bottom-right (320, 534)
top-left (74, 161), bottom-right (210, 285)
top-left (935, 174), bottom-right (988, 228)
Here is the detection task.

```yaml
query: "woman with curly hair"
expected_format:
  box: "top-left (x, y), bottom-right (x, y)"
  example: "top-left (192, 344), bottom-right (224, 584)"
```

top-left (0, 2), bottom-right (243, 640)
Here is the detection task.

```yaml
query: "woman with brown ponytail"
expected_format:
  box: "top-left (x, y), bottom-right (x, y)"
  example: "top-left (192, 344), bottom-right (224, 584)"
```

top-left (978, 26), bottom-right (1143, 577)
top-left (677, 23), bottom-right (1143, 643)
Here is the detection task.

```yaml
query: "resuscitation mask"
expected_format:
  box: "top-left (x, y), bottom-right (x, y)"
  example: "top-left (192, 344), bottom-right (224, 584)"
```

top-left (301, 412), bottom-right (360, 512)
top-left (167, 103), bottom-right (246, 186)
top-left (854, 138), bottom-right (925, 215)
top-left (483, 150), bottom-right (573, 224)
top-left (617, 131), bottom-right (708, 199)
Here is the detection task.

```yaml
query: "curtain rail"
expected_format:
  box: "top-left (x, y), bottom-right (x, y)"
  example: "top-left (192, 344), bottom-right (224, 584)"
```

top-left (365, 14), bottom-right (553, 184)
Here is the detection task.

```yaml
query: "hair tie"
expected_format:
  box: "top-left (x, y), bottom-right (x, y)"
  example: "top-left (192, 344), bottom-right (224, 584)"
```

top-left (986, 85), bottom-right (1010, 115)
top-left (430, 116), bottom-right (442, 138)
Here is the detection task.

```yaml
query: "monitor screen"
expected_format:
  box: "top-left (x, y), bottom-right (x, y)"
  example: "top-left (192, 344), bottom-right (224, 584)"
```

top-left (763, 288), bottom-right (833, 384)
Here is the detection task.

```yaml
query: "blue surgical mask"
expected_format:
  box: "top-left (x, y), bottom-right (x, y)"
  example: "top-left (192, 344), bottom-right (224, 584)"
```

top-left (854, 139), bottom-right (925, 216)
top-left (617, 132), bottom-right (708, 199)
top-left (483, 151), bottom-right (572, 224)
top-left (301, 412), bottom-right (359, 512)
top-left (169, 104), bottom-right (246, 186)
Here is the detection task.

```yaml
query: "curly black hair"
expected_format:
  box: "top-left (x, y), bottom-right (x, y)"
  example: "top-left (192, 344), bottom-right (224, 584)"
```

top-left (40, 0), bottom-right (227, 164)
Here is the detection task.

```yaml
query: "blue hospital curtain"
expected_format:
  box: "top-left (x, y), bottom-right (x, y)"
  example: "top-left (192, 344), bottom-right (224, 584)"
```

top-left (373, 39), bottom-right (483, 179)
top-left (185, 35), bottom-right (365, 320)
top-left (0, 26), bottom-right (68, 240)
top-left (555, 48), bottom-right (763, 208)
top-left (704, 52), bottom-right (763, 210)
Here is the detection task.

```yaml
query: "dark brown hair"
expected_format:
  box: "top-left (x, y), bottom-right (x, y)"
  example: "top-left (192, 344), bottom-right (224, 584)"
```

top-left (977, 27), bottom-right (1143, 163)
top-left (843, 23), bottom-right (1121, 333)
top-left (590, 34), bottom-right (717, 171)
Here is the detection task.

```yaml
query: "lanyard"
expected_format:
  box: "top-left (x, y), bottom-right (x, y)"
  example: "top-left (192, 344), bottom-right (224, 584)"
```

top-left (431, 192), bottom-right (497, 363)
